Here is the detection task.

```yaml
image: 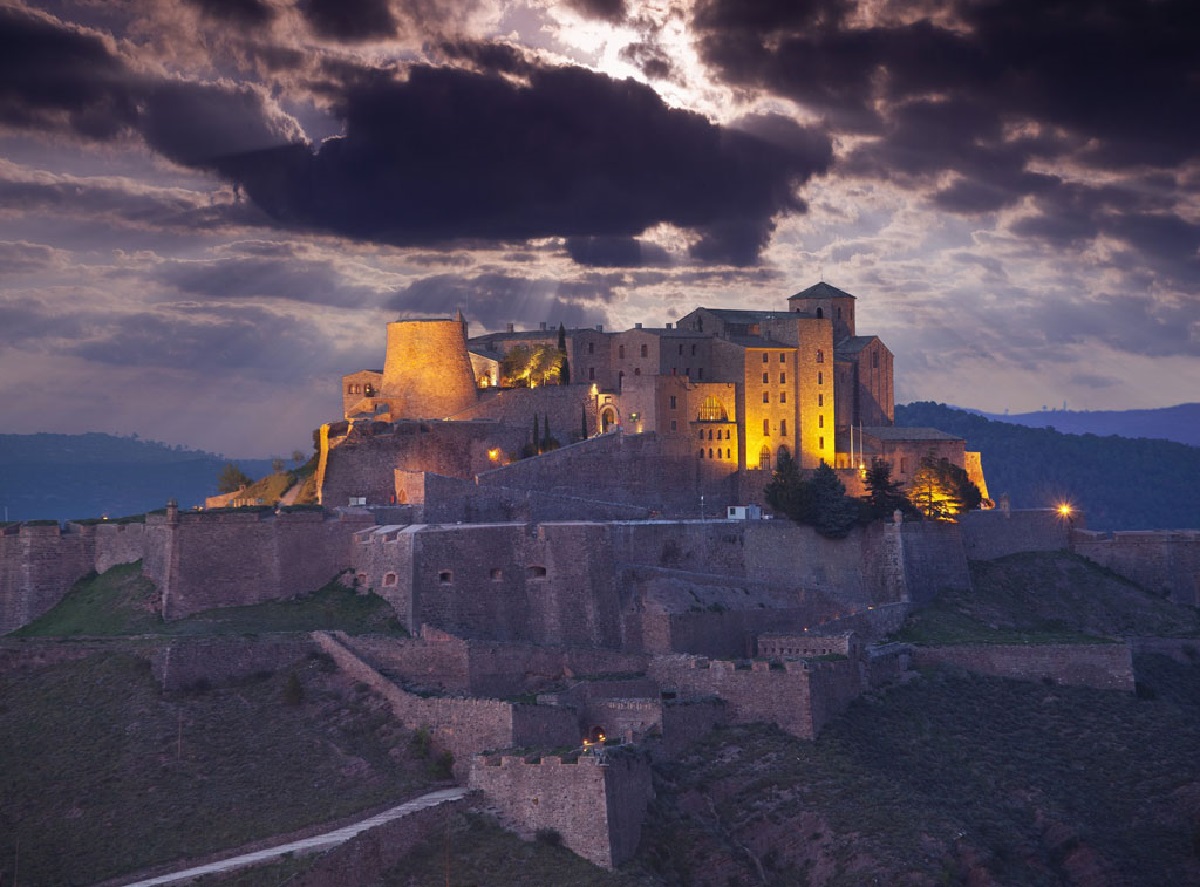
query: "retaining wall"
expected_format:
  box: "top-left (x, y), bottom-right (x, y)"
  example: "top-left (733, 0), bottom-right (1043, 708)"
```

top-left (915, 642), bottom-right (1134, 691)
top-left (1072, 529), bottom-right (1200, 607)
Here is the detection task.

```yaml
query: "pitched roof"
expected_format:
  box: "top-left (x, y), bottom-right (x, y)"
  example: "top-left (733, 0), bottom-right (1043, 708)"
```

top-left (834, 335), bottom-right (878, 356)
top-left (861, 426), bottom-right (963, 442)
top-left (788, 281), bottom-right (856, 301)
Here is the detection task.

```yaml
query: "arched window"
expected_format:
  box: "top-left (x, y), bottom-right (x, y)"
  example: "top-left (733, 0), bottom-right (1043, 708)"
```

top-left (717, 448), bottom-right (723, 459)
top-left (816, 307), bottom-right (824, 319)
top-left (698, 448), bottom-right (705, 458)
top-left (708, 429), bottom-right (713, 440)
top-left (382, 572), bottom-right (398, 587)
top-left (528, 565), bottom-right (548, 579)
top-left (759, 445), bottom-right (772, 472)
top-left (698, 396), bottom-right (727, 421)
top-left (634, 367), bottom-right (641, 376)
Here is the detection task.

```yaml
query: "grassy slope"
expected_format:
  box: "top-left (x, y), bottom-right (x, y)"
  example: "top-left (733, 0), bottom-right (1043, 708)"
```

top-left (630, 668), bottom-right (1200, 887)
top-left (0, 652), bottom-right (444, 886)
top-left (893, 551), bottom-right (1200, 645)
top-left (11, 562), bottom-right (406, 638)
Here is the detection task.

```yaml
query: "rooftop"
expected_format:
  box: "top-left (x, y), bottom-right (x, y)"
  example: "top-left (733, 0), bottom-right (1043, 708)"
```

top-left (788, 281), bottom-right (857, 301)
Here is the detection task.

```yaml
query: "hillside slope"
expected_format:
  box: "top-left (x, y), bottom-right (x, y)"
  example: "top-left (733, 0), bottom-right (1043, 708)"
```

top-left (978, 403), bottom-right (1200, 447)
top-left (896, 402), bottom-right (1200, 530)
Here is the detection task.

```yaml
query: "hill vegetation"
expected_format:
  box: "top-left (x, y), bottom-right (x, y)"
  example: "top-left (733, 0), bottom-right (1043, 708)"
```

top-left (0, 432), bottom-right (277, 521)
top-left (977, 402), bottom-right (1200, 448)
top-left (896, 402), bottom-right (1200, 530)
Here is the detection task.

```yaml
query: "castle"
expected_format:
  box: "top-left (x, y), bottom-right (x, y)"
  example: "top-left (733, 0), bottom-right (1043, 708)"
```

top-left (7, 283), bottom-right (1197, 876)
top-left (320, 282), bottom-right (988, 516)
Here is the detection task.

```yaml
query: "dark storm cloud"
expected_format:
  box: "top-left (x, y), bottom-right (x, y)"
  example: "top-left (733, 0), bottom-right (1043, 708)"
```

top-left (218, 64), bottom-right (831, 264)
top-left (182, 0), bottom-right (276, 27)
top-left (565, 236), bottom-right (671, 267)
top-left (156, 255), bottom-right (380, 307)
top-left (388, 273), bottom-right (613, 330)
top-left (618, 41), bottom-right (677, 82)
top-left (299, 0), bottom-right (395, 40)
top-left (693, 0), bottom-right (1200, 187)
top-left (565, 0), bottom-right (627, 25)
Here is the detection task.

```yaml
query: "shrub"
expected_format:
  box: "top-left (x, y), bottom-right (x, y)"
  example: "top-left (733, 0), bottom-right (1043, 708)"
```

top-left (282, 672), bottom-right (304, 706)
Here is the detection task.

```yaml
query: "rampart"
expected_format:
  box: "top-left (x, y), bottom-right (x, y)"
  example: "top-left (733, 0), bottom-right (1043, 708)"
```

top-left (150, 635), bottom-right (314, 691)
top-left (647, 655), bottom-right (861, 738)
top-left (144, 507), bottom-right (371, 620)
top-left (960, 509), bottom-right (1073, 560)
top-left (313, 632), bottom-right (578, 778)
top-left (899, 520), bottom-right (972, 602)
top-left (0, 523), bottom-right (94, 634)
top-left (799, 601), bottom-right (914, 643)
top-left (469, 750), bottom-right (654, 869)
top-left (1071, 529), bottom-right (1200, 607)
top-left (915, 642), bottom-right (1134, 691)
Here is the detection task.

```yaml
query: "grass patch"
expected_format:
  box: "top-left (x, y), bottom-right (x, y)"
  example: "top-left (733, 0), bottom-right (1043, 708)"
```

top-left (891, 550), bottom-right (1200, 645)
top-left (0, 651), bottom-right (442, 886)
top-left (380, 811), bottom-right (647, 887)
top-left (11, 566), bottom-right (406, 638)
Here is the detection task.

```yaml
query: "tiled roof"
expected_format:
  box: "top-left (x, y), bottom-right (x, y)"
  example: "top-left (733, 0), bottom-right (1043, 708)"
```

top-left (788, 281), bottom-right (857, 301)
top-left (861, 426), bottom-right (962, 442)
top-left (834, 335), bottom-right (878, 356)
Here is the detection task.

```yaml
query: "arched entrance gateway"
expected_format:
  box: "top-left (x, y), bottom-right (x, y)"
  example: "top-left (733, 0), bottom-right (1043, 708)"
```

top-left (600, 406), bottom-right (618, 432)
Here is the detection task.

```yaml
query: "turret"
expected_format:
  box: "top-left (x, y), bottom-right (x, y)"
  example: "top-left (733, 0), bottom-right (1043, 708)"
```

top-left (380, 318), bottom-right (478, 419)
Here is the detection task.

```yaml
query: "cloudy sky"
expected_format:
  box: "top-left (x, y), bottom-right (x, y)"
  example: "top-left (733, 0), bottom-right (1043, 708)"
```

top-left (1, 0), bottom-right (1197, 456)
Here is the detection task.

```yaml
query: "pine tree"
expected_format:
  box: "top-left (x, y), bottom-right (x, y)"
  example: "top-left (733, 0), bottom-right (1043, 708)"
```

top-left (810, 463), bottom-right (859, 538)
top-left (542, 415), bottom-right (551, 452)
top-left (862, 459), bottom-right (913, 522)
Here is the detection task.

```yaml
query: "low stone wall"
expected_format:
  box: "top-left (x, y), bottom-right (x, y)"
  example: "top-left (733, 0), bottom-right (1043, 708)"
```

top-left (915, 642), bottom-right (1134, 691)
top-left (287, 797), bottom-right (469, 887)
top-left (470, 750), bottom-right (654, 869)
top-left (150, 635), bottom-right (313, 691)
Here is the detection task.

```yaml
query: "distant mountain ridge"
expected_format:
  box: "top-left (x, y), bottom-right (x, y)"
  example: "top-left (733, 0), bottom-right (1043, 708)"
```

top-left (0, 433), bottom-right (276, 522)
top-left (965, 403), bottom-right (1200, 447)
top-left (896, 402), bottom-right (1200, 531)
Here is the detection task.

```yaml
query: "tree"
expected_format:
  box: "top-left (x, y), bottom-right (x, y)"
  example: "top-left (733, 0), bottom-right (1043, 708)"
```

top-left (861, 459), bottom-right (914, 522)
top-left (809, 463), bottom-right (859, 538)
top-left (271, 457), bottom-right (285, 473)
top-left (291, 450), bottom-right (306, 466)
top-left (764, 448), bottom-right (814, 524)
top-left (558, 323), bottom-right (571, 384)
top-left (581, 403), bottom-right (589, 441)
top-left (216, 462), bottom-right (252, 493)
top-left (908, 453), bottom-right (983, 521)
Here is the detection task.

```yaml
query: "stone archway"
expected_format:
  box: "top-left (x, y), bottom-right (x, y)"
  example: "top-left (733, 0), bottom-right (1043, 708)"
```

top-left (600, 406), bottom-right (617, 432)
top-left (588, 725), bottom-right (607, 744)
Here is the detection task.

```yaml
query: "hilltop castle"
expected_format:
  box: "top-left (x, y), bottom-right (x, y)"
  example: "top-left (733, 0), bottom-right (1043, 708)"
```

top-left (320, 282), bottom-right (987, 514)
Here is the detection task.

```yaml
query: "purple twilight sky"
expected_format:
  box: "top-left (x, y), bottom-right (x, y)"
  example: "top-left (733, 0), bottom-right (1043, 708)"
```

top-left (1, 0), bottom-right (1197, 456)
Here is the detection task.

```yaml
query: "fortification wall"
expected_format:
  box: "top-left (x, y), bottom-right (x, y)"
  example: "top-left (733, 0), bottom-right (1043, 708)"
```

top-left (451, 383), bottom-right (596, 446)
top-left (659, 698), bottom-right (727, 757)
top-left (381, 319), bottom-right (477, 420)
top-left (91, 522), bottom-right (146, 573)
top-left (0, 523), bottom-right (95, 634)
top-left (1072, 530), bottom-right (1200, 607)
top-left (314, 632), bottom-right (576, 778)
top-left (287, 797), bottom-right (469, 887)
top-left (915, 643), bottom-right (1134, 691)
top-left (469, 751), bottom-right (653, 869)
top-left (150, 635), bottom-right (313, 691)
top-left (647, 655), bottom-right (858, 739)
top-left (413, 472), bottom-right (651, 525)
top-left (899, 521), bottom-right (971, 603)
top-left (802, 602), bottom-right (914, 643)
top-left (959, 509), bottom-right (1072, 560)
top-left (145, 509), bottom-right (368, 621)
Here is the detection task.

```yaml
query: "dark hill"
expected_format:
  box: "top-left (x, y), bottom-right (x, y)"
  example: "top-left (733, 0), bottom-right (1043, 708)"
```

top-left (976, 403), bottom-right (1200, 447)
top-left (0, 433), bottom-right (275, 521)
top-left (896, 402), bottom-right (1200, 531)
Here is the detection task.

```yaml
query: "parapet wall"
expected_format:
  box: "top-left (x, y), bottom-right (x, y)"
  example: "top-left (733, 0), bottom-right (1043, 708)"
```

top-left (145, 508), bottom-right (370, 620)
top-left (915, 642), bottom-right (1134, 691)
top-left (960, 509), bottom-right (1072, 560)
top-left (0, 523), bottom-right (94, 634)
top-left (469, 750), bottom-right (654, 869)
top-left (313, 632), bottom-right (578, 778)
top-left (1071, 529), bottom-right (1200, 607)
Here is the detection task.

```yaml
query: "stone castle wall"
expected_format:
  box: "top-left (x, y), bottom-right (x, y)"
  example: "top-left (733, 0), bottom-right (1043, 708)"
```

top-left (150, 635), bottom-right (314, 691)
top-left (144, 509), bottom-right (370, 620)
top-left (1071, 529), bottom-right (1200, 607)
top-left (959, 508), bottom-right (1073, 560)
top-left (0, 523), bottom-right (95, 634)
top-left (469, 751), bottom-right (654, 869)
top-left (314, 632), bottom-right (578, 778)
top-left (915, 642), bottom-right (1135, 691)
top-left (381, 319), bottom-right (477, 420)
top-left (899, 520), bottom-right (972, 603)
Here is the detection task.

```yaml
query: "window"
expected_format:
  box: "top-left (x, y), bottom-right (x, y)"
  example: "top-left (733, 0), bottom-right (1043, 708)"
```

top-left (763, 419), bottom-right (770, 436)
top-left (698, 448), bottom-right (705, 458)
top-left (900, 457), bottom-right (908, 474)
top-left (697, 367), bottom-right (704, 379)
top-left (819, 436), bottom-right (825, 449)
top-left (816, 307), bottom-right (824, 319)
top-left (619, 345), bottom-right (626, 359)
top-left (818, 394), bottom-right (823, 407)
top-left (678, 344), bottom-right (684, 355)
top-left (759, 445), bottom-right (772, 472)
top-left (670, 420), bottom-right (677, 431)
top-left (717, 448), bottom-right (723, 459)
top-left (872, 351), bottom-right (880, 368)
top-left (438, 570), bottom-right (453, 585)
top-left (762, 372), bottom-right (769, 383)
top-left (780, 420), bottom-right (787, 436)
top-left (780, 391), bottom-right (787, 403)
top-left (588, 367), bottom-right (595, 381)
top-left (490, 568), bottom-right (503, 581)
top-left (699, 396), bottom-right (727, 421)
top-left (762, 353), bottom-right (769, 363)
top-left (837, 307), bottom-right (842, 319)
top-left (634, 367), bottom-right (641, 375)
top-left (763, 391), bottom-right (770, 403)
top-left (708, 429), bottom-right (713, 440)
top-left (691, 344), bottom-right (697, 356)
top-left (817, 349), bottom-right (825, 363)
top-left (818, 415), bottom-right (824, 428)
top-left (709, 448), bottom-right (714, 458)
top-left (528, 565), bottom-right (548, 579)
top-left (669, 395), bottom-right (677, 409)
top-left (588, 342), bottom-right (595, 354)
top-left (818, 372), bottom-right (823, 385)
top-left (640, 344), bottom-right (648, 358)
top-left (779, 373), bottom-right (786, 384)
top-left (382, 572), bottom-right (397, 587)
top-left (698, 429), bottom-right (704, 440)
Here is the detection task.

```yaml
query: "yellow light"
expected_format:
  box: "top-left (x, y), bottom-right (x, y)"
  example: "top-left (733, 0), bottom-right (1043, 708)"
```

top-left (488, 449), bottom-right (500, 461)
top-left (1057, 503), bottom-right (1073, 517)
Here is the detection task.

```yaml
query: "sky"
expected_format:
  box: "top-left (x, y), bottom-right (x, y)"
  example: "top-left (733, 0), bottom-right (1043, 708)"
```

top-left (1, 0), bottom-right (1197, 457)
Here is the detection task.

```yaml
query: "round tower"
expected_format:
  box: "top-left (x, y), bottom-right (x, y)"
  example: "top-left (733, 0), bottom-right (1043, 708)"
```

top-left (380, 318), bottom-right (477, 419)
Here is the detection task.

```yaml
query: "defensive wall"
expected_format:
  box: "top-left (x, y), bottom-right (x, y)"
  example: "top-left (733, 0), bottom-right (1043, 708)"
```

top-left (796, 601), bottom-right (914, 643)
top-left (899, 520), bottom-right (972, 602)
top-left (1127, 636), bottom-right (1200, 664)
top-left (150, 635), bottom-right (314, 691)
top-left (144, 506), bottom-right (372, 620)
top-left (647, 654), bottom-right (862, 739)
top-left (0, 520), bottom-right (147, 634)
top-left (314, 632), bottom-right (579, 779)
top-left (1071, 529), bottom-right (1200, 607)
top-left (469, 750), bottom-right (654, 869)
top-left (915, 642), bottom-right (1135, 691)
top-left (959, 508), bottom-right (1073, 560)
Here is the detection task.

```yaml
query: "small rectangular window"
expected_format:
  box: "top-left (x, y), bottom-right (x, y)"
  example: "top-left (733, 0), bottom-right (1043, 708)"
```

top-left (819, 415), bottom-right (824, 428)
top-left (819, 436), bottom-right (825, 449)
top-left (780, 420), bottom-right (787, 436)
top-left (669, 395), bottom-right (677, 409)
top-left (763, 419), bottom-right (770, 436)
top-left (779, 373), bottom-right (786, 384)
top-left (588, 367), bottom-right (595, 380)
top-left (779, 353), bottom-right (786, 363)
top-left (691, 344), bottom-right (697, 356)
top-left (670, 419), bottom-right (677, 431)
top-left (762, 353), bottom-right (769, 363)
top-left (438, 570), bottom-right (453, 585)
top-left (679, 344), bottom-right (684, 355)
top-left (762, 372), bottom-right (769, 383)
top-left (780, 391), bottom-right (786, 403)
top-left (588, 342), bottom-right (594, 355)
top-left (697, 368), bottom-right (703, 379)
top-left (818, 393), bottom-right (824, 407)
top-left (762, 391), bottom-right (769, 403)
top-left (818, 372), bottom-right (823, 385)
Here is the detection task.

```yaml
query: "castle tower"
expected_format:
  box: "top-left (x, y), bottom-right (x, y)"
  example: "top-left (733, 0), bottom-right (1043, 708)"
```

top-left (787, 281), bottom-right (855, 341)
top-left (380, 318), bottom-right (478, 419)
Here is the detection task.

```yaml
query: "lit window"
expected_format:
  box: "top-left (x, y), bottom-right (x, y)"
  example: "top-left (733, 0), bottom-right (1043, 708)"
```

top-left (699, 396), bottom-right (727, 422)
top-left (763, 391), bottom-right (770, 403)
top-left (780, 420), bottom-right (787, 436)
top-left (763, 419), bottom-right (770, 436)
top-left (817, 349), bottom-right (824, 363)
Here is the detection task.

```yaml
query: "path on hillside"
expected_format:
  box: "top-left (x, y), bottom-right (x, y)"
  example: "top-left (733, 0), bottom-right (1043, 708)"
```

top-left (110, 786), bottom-right (468, 887)
top-left (279, 480), bottom-right (303, 505)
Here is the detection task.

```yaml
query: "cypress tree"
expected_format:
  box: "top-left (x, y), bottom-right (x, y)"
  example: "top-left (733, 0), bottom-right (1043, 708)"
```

top-left (581, 403), bottom-right (589, 440)
top-left (542, 415), bottom-right (551, 451)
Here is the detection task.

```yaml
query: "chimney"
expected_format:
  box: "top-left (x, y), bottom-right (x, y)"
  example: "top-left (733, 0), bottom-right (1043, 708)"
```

top-left (506, 323), bottom-right (514, 333)
top-left (595, 324), bottom-right (603, 332)
top-left (540, 322), bottom-right (547, 331)
top-left (635, 322), bottom-right (643, 329)
top-left (666, 322), bottom-right (673, 329)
